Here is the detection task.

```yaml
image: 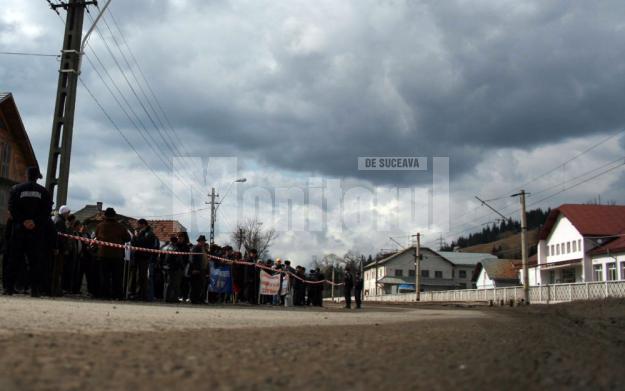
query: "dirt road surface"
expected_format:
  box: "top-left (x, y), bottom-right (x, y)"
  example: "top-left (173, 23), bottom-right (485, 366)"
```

top-left (0, 296), bottom-right (623, 390)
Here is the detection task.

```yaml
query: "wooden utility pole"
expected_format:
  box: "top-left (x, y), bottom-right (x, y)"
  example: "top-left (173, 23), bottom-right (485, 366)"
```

top-left (45, 0), bottom-right (98, 207)
top-left (512, 190), bottom-right (530, 304)
top-left (413, 233), bottom-right (421, 301)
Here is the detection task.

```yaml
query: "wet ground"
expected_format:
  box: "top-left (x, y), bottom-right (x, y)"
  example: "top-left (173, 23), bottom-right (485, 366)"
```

top-left (0, 297), bottom-right (623, 390)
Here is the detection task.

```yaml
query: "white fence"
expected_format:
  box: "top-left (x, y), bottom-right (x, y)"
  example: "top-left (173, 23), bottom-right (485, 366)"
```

top-left (364, 281), bottom-right (625, 304)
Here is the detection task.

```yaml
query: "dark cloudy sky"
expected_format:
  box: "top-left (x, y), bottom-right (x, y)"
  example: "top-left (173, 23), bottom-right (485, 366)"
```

top-left (2, 0), bottom-right (625, 261)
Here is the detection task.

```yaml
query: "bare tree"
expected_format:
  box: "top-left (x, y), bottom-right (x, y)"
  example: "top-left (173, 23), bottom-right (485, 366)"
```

top-left (231, 218), bottom-right (278, 258)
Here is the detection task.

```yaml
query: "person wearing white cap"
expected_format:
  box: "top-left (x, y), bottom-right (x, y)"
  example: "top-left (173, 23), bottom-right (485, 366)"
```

top-left (50, 205), bottom-right (71, 296)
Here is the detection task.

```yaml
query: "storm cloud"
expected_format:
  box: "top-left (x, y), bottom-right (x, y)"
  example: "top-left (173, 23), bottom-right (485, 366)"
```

top-left (2, 0), bottom-right (625, 259)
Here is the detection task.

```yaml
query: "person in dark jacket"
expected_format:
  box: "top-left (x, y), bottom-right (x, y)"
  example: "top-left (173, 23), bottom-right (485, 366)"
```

top-left (354, 271), bottom-right (364, 309)
top-left (163, 235), bottom-right (182, 303)
top-left (343, 267), bottom-right (354, 309)
top-left (176, 231), bottom-right (192, 302)
top-left (8, 167), bottom-right (53, 297)
top-left (316, 267), bottom-right (325, 307)
top-left (95, 208), bottom-right (131, 300)
top-left (50, 205), bottom-right (70, 296)
top-left (131, 219), bottom-right (159, 301)
top-left (189, 235), bottom-right (207, 304)
top-left (245, 249), bottom-right (259, 305)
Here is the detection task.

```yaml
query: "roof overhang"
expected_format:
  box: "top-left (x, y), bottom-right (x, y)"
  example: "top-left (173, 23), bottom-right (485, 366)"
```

top-left (540, 258), bottom-right (582, 270)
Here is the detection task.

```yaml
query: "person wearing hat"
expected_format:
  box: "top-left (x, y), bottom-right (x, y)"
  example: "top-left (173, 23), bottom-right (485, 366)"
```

top-left (131, 218), bottom-right (159, 301)
top-left (7, 166), bottom-right (52, 297)
top-left (50, 205), bottom-right (71, 296)
top-left (189, 235), bottom-right (207, 304)
top-left (95, 207), bottom-right (131, 299)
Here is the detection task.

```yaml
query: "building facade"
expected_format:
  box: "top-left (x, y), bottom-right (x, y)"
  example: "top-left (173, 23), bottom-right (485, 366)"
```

top-left (473, 259), bottom-right (520, 289)
top-left (0, 93), bottom-right (39, 226)
top-left (528, 204), bottom-right (625, 285)
top-left (364, 247), bottom-right (495, 295)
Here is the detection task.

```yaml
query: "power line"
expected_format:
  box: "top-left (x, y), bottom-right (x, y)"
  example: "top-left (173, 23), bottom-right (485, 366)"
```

top-left (0, 51), bottom-right (60, 58)
top-left (488, 129), bottom-right (625, 201)
top-left (434, 157), bottom-right (625, 247)
top-left (142, 207), bottom-right (211, 219)
top-left (83, 51), bottom-right (191, 188)
top-left (527, 159), bottom-right (625, 208)
top-left (92, 12), bottom-right (205, 187)
top-left (106, 10), bottom-right (198, 162)
top-left (78, 77), bottom-right (187, 205)
top-left (84, 20), bottom-right (204, 195)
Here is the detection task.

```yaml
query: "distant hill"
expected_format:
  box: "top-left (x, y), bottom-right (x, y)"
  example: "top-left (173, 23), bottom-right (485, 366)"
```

top-left (442, 208), bottom-right (548, 258)
top-left (461, 228), bottom-right (539, 259)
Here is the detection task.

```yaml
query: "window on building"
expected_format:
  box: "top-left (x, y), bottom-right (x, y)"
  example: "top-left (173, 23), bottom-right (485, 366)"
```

top-left (567, 242), bottom-right (571, 253)
top-left (547, 246), bottom-right (550, 256)
top-left (0, 142), bottom-right (10, 178)
top-left (408, 269), bottom-right (416, 277)
top-left (549, 270), bottom-right (555, 284)
top-left (607, 263), bottom-right (617, 281)
top-left (556, 244), bottom-right (560, 255)
top-left (572, 241), bottom-right (577, 252)
top-left (435, 271), bottom-right (443, 278)
top-left (561, 268), bottom-right (575, 283)
top-left (394, 269), bottom-right (403, 277)
top-left (621, 262), bottom-right (625, 281)
top-left (594, 264), bottom-right (604, 282)
top-left (421, 270), bottom-right (429, 278)
top-left (459, 270), bottom-right (467, 278)
top-left (578, 239), bottom-right (582, 252)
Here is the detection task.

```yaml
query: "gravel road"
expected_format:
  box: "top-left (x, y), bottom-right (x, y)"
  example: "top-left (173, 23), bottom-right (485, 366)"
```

top-left (0, 297), bottom-right (623, 390)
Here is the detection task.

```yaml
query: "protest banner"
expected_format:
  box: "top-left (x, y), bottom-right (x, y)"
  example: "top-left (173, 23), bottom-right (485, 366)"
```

top-left (259, 270), bottom-right (281, 295)
top-left (208, 264), bottom-right (232, 294)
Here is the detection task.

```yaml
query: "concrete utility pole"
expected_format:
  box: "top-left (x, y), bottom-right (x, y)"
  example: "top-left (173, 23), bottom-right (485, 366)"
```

top-left (413, 233), bottom-right (421, 301)
top-left (207, 187), bottom-right (220, 245)
top-left (512, 190), bottom-right (530, 304)
top-left (331, 261), bottom-right (335, 302)
top-left (45, 0), bottom-right (109, 207)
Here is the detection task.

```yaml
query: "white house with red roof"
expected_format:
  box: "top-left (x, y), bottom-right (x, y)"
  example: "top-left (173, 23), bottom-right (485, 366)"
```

top-left (528, 204), bottom-right (625, 285)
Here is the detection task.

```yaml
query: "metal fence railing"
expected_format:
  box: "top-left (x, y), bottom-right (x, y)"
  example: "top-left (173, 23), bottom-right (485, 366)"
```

top-left (364, 280), bottom-right (625, 304)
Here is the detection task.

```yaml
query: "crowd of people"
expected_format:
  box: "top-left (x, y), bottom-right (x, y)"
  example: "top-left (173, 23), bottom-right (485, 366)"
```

top-left (1, 167), bottom-right (365, 308)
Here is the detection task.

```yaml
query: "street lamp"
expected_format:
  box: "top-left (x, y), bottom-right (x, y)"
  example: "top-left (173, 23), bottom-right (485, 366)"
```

top-left (216, 178), bottom-right (247, 214)
top-left (208, 177), bottom-right (247, 245)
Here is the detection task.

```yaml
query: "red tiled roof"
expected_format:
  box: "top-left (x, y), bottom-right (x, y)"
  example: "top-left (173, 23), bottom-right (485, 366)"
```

top-left (147, 220), bottom-right (187, 243)
top-left (539, 204), bottom-right (625, 240)
top-left (590, 235), bottom-right (625, 256)
top-left (483, 259), bottom-right (519, 281)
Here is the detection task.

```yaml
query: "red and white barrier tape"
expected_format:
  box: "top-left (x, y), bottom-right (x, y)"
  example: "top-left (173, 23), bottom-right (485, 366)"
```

top-left (58, 232), bottom-right (344, 286)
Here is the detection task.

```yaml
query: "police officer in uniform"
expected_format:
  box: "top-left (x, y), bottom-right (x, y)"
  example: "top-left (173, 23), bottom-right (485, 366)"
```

top-left (8, 167), bottom-right (53, 297)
